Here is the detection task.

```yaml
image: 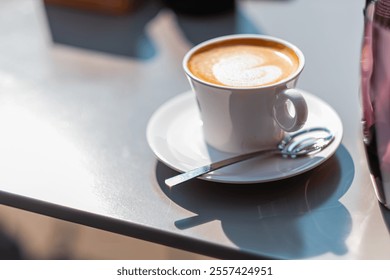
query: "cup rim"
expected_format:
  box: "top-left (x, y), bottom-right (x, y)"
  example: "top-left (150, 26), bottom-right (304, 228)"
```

top-left (182, 34), bottom-right (305, 90)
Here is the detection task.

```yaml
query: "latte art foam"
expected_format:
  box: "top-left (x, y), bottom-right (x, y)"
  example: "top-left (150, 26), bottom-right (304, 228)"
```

top-left (188, 39), bottom-right (299, 88)
top-left (212, 54), bottom-right (282, 87)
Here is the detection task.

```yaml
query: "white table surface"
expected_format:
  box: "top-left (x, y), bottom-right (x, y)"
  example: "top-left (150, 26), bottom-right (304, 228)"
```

top-left (0, 0), bottom-right (389, 259)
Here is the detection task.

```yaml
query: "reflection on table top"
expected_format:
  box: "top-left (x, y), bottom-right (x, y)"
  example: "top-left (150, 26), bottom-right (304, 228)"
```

top-left (0, 0), bottom-right (389, 259)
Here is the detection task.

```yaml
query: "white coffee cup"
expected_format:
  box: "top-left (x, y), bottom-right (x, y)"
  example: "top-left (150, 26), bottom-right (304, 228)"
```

top-left (183, 34), bottom-right (308, 154)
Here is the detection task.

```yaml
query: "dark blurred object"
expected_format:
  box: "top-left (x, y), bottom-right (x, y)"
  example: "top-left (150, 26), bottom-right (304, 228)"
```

top-left (43, 0), bottom-right (160, 59)
top-left (162, 0), bottom-right (235, 16)
top-left (44, 0), bottom-right (139, 15)
top-left (163, 0), bottom-right (260, 46)
top-left (0, 228), bottom-right (23, 260)
top-left (374, 0), bottom-right (390, 27)
top-left (361, 0), bottom-right (390, 209)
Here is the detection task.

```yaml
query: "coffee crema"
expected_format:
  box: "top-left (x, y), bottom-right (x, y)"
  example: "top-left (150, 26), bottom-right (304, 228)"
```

top-left (187, 38), bottom-right (300, 88)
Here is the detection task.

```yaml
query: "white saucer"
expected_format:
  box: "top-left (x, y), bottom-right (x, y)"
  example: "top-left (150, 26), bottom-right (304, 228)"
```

top-left (147, 90), bottom-right (343, 184)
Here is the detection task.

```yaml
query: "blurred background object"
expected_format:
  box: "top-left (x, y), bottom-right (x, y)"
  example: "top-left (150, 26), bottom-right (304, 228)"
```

top-left (43, 0), bottom-right (160, 59)
top-left (43, 0), bottom-right (139, 15)
top-left (161, 0), bottom-right (235, 16)
top-left (43, 0), bottom-right (260, 59)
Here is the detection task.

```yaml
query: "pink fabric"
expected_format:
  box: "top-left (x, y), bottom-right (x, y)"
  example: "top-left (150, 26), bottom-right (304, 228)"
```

top-left (372, 22), bottom-right (390, 173)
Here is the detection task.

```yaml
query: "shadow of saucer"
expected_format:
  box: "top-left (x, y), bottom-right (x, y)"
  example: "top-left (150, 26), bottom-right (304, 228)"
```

top-left (155, 145), bottom-right (354, 259)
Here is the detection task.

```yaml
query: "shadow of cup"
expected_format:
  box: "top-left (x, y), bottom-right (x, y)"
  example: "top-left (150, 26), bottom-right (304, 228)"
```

top-left (155, 145), bottom-right (354, 259)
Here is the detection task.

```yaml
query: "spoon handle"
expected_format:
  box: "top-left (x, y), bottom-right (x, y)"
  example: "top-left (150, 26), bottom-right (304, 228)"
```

top-left (165, 148), bottom-right (276, 187)
top-left (164, 127), bottom-right (334, 187)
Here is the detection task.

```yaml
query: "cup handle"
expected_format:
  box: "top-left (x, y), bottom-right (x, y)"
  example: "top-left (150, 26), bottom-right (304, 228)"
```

top-left (273, 88), bottom-right (308, 132)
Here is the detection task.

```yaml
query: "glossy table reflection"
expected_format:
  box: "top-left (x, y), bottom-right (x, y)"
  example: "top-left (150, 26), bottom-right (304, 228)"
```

top-left (0, 0), bottom-right (389, 259)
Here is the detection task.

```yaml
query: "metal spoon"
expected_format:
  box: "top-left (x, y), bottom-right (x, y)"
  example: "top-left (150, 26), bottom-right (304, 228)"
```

top-left (165, 127), bottom-right (335, 187)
